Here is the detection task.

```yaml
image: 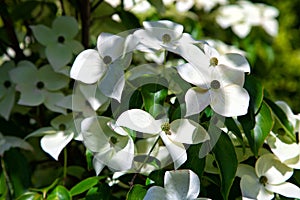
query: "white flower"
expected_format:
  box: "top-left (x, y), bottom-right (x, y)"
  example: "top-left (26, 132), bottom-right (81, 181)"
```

top-left (175, 0), bottom-right (194, 12)
top-left (26, 114), bottom-right (79, 160)
top-left (70, 33), bottom-right (136, 101)
top-left (0, 61), bottom-right (16, 120)
top-left (9, 61), bottom-right (69, 114)
top-left (237, 153), bottom-right (300, 200)
top-left (116, 109), bottom-right (209, 169)
top-left (134, 20), bottom-right (185, 51)
top-left (81, 116), bottom-right (135, 174)
top-left (216, 1), bottom-right (279, 38)
top-left (177, 57), bottom-right (249, 117)
top-left (144, 169), bottom-right (210, 200)
top-left (267, 101), bottom-right (300, 169)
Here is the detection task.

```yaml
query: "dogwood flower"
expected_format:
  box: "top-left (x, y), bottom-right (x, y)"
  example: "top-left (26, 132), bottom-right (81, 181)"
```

top-left (9, 61), bottom-right (69, 114)
top-left (144, 169), bottom-right (211, 200)
top-left (0, 61), bottom-right (16, 120)
top-left (195, 0), bottom-right (227, 12)
top-left (236, 153), bottom-right (300, 200)
top-left (134, 20), bottom-right (185, 51)
top-left (177, 61), bottom-right (249, 117)
top-left (70, 33), bottom-right (136, 101)
top-left (26, 114), bottom-right (80, 160)
top-left (116, 109), bottom-right (209, 169)
top-left (31, 16), bottom-right (83, 71)
top-left (81, 116), bottom-right (135, 174)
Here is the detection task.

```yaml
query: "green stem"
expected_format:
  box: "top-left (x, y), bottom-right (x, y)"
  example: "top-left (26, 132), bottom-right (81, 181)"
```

top-left (1, 156), bottom-right (14, 197)
top-left (63, 148), bottom-right (67, 185)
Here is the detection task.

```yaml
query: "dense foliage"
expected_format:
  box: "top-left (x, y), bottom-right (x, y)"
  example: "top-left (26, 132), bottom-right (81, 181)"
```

top-left (0, 0), bottom-right (300, 200)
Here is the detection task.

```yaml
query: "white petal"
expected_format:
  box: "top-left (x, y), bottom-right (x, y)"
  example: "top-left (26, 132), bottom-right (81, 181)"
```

top-left (97, 33), bottom-right (125, 62)
top-left (160, 132), bottom-right (186, 169)
top-left (262, 20), bottom-right (278, 37)
top-left (41, 131), bottom-right (74, 160)
top-left (17, 85), bottom-right (44, 106)
top-left (236, 164), bottom-right (256, 178)
top-left (232, 23), bottom-right (252, 38)
top-left (93, 156), bottom-right (105, 175)
top-left (164, 170), bottom-right (200, 199)
top-left (255, 153), bottom-right (293, 184)
top-left (220, 53), bottom-right (251, 73)
top-left (143, 20), bottom-right (184, 38)
top-left (212, 64), bottom-right (245, 86)
top-left (44, 92), bottom-right (66, 114)
top-left (177, 63), bottom-right (209, 88)
top-left (143, 186), bottom-right (167, 200)
top-left (265, 182), bottom-right (300, 199)
top-left (210, 85), bottom-right (250, 117)
top-left (185, 88), bottom-right (210, 116)
top-left (116, 109), bottom-right (161, 134)
top-left (98, 61), bottom-right (125, 102)
top-left (170, 119), bottom-right (209, 144)
top-left (240, 175), bottom-right (274, 200)
top-left (70, 49), bottom-right (106, 84)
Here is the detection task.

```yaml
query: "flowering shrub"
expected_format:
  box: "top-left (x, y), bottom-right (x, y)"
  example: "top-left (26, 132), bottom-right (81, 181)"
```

top-left (0, 1), bottom-right (300, 200)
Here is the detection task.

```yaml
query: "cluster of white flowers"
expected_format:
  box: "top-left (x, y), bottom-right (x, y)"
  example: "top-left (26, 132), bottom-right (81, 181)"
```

top-left (69, 20), bottom-right (250, 175)
top-left (216, 0), bottom-right (279, 38)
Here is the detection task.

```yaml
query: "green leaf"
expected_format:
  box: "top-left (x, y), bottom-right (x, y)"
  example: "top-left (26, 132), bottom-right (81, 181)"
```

top-left (243, 102), bottom-right (273, 156)
top-left (225, 118), bottom-right (244, 146)
top-left (264, 98), bottom-right (296, 142)
top-left (0, 173), bottom-right (7, 198)
top-left (47, 185), bottom-right (71, 200)
top-left (148, 169), bottom-right (165, 187)
top-left (85, 184), bottom-right (111, 200)
top-left (181, 143), bottom-right (206, 178)
top-left (15, 192), bottom-right (43, 200)
top-left (212, 131), bottom-right (237, 200)
top-left (243, 76), bottom-right (264, 115)
top-left (141, 84), bottom-right (168, 118)
top-left (126, 184), bottom-right (147, 200)
top-left (118, 10), bottom-right (140, 29)
top-left (70, 176), bottom-right (104, 196)
top-left (67, 166), bottom-right (86, 180)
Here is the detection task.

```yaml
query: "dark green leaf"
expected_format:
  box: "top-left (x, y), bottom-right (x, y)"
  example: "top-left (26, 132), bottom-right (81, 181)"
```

top-left (118, 10), bottom-right (140, 29)
top-left (141, 84), bottom-right (168, 118)
top-left (264, 98), bottom-right (296, 142)
top-left (243, 102), bottom-right (273, 156)
top-left (148, 169), bottom-right (165, 187)
top-left (181, 143), bottom-right (206, 178)
top-left (148, 0), bottom-right (165, 13)
top-left (126, 184), bottom-right (147, 200)
top-left (212, 131), bottom-right (237, 200)
top-left (70, 176), bottom-right (103, 196)
top-left (47, 185), bottom-right (71, 200)
top-left (67, 166), bottom-right (86, 180)
top-left (86, 184), bottom-right (111, 200)
top-left (225, 118), bottom-right (244, 146)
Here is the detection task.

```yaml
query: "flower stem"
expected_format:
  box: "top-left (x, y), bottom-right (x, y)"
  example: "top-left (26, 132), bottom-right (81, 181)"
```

top-left (63, 148), bottom-right (67, 185)
top-left (1, 156), bottom-right (14, 197)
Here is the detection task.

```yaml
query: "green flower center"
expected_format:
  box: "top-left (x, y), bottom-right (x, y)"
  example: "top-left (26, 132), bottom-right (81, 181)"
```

top-left (103, 56), bottom-right (112, 64)
top-left (210, 80), bottom-right (221, 89)
top-left (161, 122), bottom-right (171, 135)
top-left (210, 57), bottom-right (218, 66)
top-left (58, 36), bottom-right (65, 43)
top-left (109, 136), bottom-right (118, 145)
top-left (259, 176), bottom-right (268, 186)
top-left (162, 34), bottom-right (171, 43)
top-left (36, 81), bottom-right (45, 89)
top-left (59, 124), bottom-right (66, 131)
top-left (3, 80), bottom-right (11, 88)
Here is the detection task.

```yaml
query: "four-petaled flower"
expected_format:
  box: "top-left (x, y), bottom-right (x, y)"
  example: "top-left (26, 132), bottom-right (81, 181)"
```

top-left (116, 109), bottom-right (210, 169)
top-left (9, 61), bottom-right (69, 114)
top-left (237, 153), bottom-right (300, 200)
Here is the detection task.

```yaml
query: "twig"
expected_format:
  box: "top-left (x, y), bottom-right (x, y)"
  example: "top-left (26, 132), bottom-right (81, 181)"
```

top-left (80, 0), bottom-right (90, 48)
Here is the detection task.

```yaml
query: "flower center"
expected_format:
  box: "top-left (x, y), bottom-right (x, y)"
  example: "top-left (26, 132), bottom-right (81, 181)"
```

top-left (3, 80), bottom-right (11, 88)
top-left (59, 123), bottom-right (66, 131)
top-left (103, 55), bottom-right (112, 64)
top-left (210, 57), bottom-right (218, 66)
top-left (36, 81), bottom-right (45, 89)
top-left (259, 176), bottom-right (268, 186)
top-left (162, 34), bottom-right (171, 43)
top-left (58, 36), bottom-right (65, 44)
top-left (161, 122), bottom-right (171, 135)
top-left (210, 80), bottom-right (221, 89)
top-left (109, 136), bottom-right (118, 145)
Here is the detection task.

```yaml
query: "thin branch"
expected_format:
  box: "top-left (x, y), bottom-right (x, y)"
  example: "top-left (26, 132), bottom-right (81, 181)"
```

top-left (80, 0), bottom-right (90, 49)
